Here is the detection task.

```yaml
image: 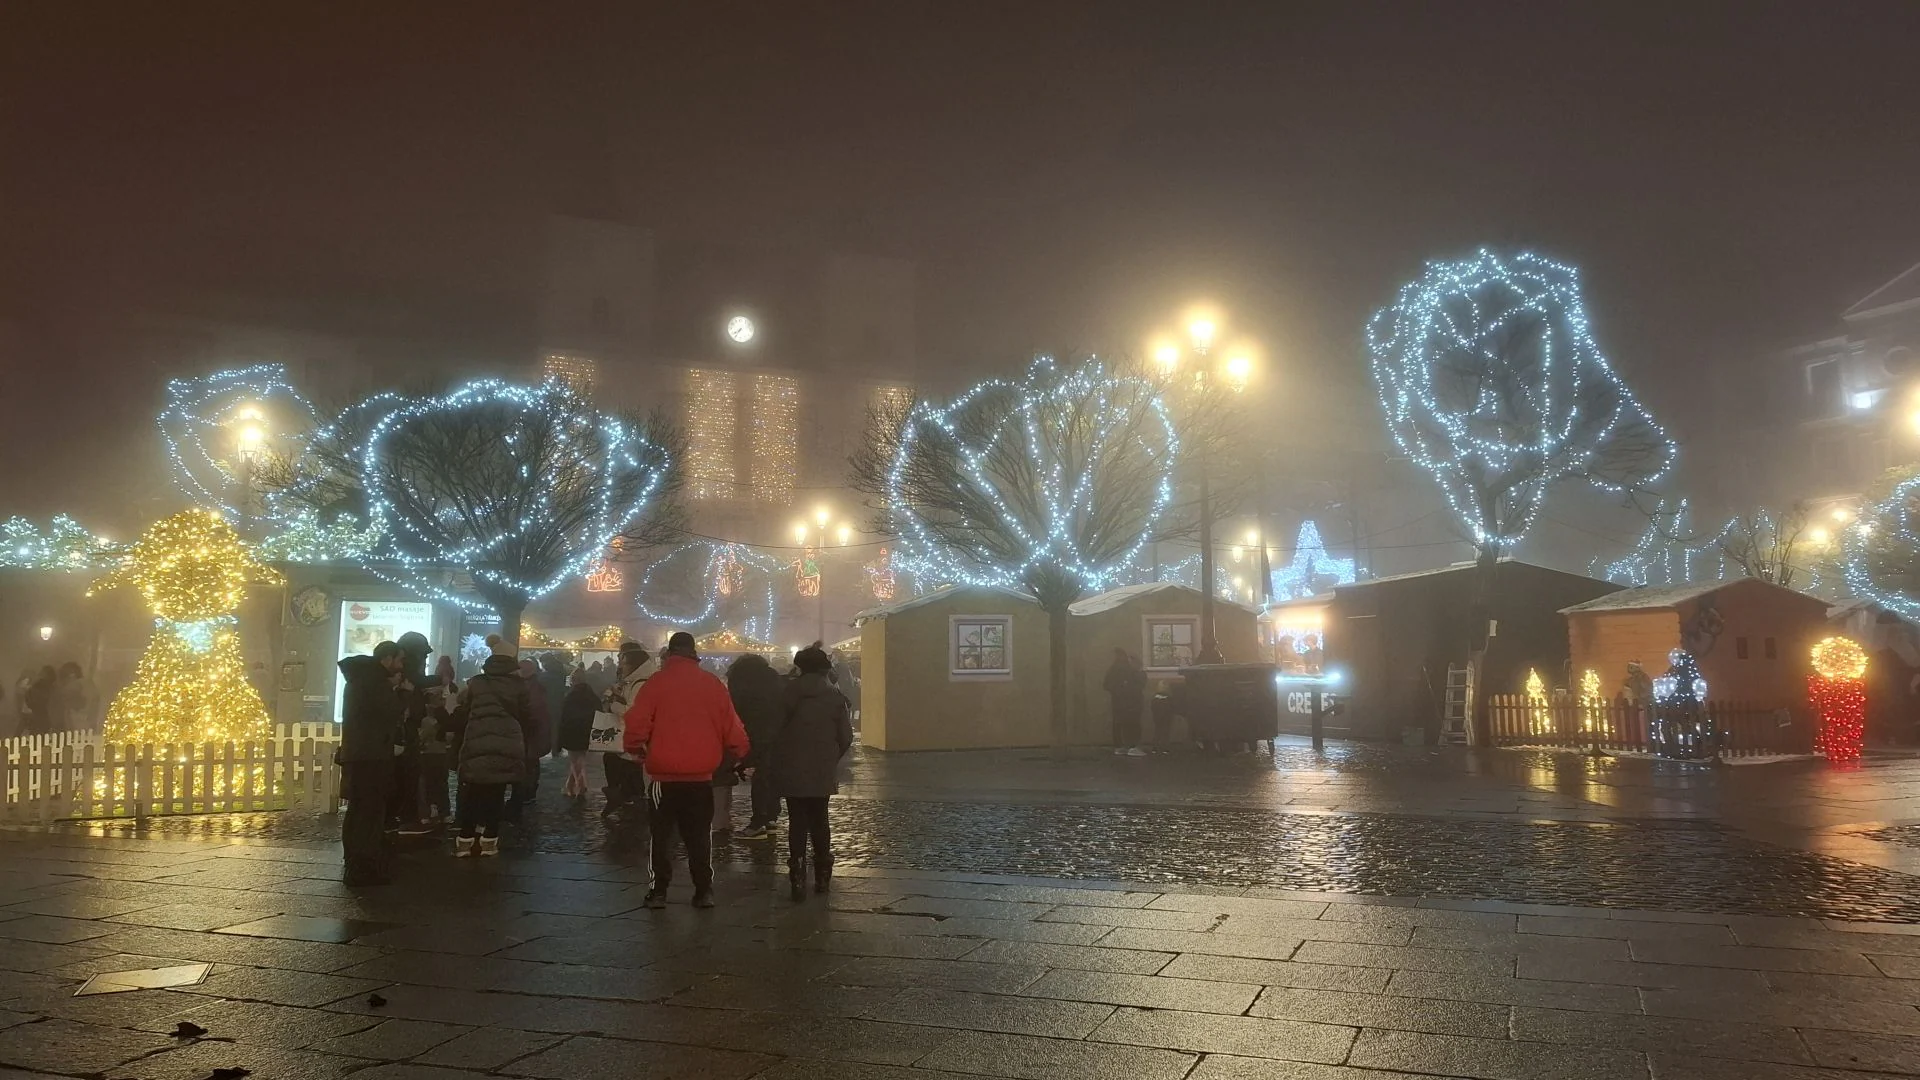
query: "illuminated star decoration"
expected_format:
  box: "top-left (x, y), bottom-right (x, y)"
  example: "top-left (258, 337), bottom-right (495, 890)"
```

top-left (1810, 636), bottom-right (1868, 764)
top-left (1, 515), bottom-right (118, 572)
top-left (87, 509), bottom-right (283, 746)
top-left (1270, 521), bottom-right (1357, 601)
top-left (1368, 249), bottom-right (1676, 553)
top-left (885, 356), bottom-right (1177, 596)
top-left (295, 378), bottom-right (670, 614)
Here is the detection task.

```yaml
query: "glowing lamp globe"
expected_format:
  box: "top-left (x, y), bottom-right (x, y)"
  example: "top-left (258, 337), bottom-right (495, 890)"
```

top-left (1812, 636), bottom-right (1869, 681)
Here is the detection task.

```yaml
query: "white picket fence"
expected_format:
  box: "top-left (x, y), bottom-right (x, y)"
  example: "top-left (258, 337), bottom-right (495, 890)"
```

top-left (2, 723), bottom-right (341, 823)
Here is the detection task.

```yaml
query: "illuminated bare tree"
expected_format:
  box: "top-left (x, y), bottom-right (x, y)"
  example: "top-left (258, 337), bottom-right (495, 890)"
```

top-left (263, 380), bottom-right (684, 642)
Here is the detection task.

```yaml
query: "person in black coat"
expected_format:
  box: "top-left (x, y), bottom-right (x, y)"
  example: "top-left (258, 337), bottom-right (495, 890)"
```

top-left (338, 641), bottom-right (406, 886)
top-left (727, 653), bottom-right (787, 839)
top-left (775, 647), bottom-right (853, 900)
top-left (453, 650), bottom-right (530, 855)
top-left (1102, 648), bottom-right (1148, 755)
top-left (558, 666), bottom-right (598, 798)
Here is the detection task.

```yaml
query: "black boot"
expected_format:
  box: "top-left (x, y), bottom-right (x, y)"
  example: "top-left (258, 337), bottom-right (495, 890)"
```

top-left (788, 857), bottom-right (807, 902)
top-left (814, 857), bottom-right (833, 895)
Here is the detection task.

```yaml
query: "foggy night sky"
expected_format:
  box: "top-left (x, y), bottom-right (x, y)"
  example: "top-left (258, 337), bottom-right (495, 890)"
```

top-left (2, 2), bottom-right (1919, 529)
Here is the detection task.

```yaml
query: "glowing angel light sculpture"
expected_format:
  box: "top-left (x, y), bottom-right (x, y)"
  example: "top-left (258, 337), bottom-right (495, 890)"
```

top-left (88, 509), bottom-right (284, 745)
top-left (1369, 250), bottom-right (1675, 558)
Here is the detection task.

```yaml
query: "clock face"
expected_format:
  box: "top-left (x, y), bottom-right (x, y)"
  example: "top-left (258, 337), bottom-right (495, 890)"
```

top-left (726, 315), bottom-right (756, 344)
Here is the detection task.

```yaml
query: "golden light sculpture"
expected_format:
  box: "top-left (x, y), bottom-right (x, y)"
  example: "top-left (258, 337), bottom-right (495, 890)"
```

top-left (1811, 636), bottom-right (1869, 681)
top-left (88, 509), bottom-right (283, 746)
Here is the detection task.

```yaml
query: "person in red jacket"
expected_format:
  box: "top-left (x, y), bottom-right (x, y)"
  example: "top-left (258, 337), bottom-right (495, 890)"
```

top-left (624, 631), bottom-right (750, 908)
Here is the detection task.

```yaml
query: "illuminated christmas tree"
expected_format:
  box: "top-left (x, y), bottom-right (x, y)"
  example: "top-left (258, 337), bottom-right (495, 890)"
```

top-left (88, 509), bottom-right (283, 745)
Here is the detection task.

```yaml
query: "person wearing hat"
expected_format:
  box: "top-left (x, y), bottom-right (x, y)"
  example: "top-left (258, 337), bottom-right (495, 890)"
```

top-left (623, 631), bottom-right (750, 908)
top-left (393, 631), bottom-right (435, 835)
top-left (337, 639), bottom-right (408, 886)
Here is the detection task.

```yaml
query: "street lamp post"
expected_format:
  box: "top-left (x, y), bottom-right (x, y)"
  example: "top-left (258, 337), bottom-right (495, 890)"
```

top-left (793, 509), bottom-right (854, 646)
top-left (1155, 311), bottom-right (1256, 663)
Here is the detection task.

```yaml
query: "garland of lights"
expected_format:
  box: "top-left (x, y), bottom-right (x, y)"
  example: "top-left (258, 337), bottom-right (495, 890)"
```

top-left (1810, 636), bottom-right (1868, 763)
top-left (1, 516), bottom-right (118, 572)
top-left (87, 509), bottom-right (282, 745)
top-left (159, 365), bottom-right (321, 530)
top-left (520, 624), bottom-right (626, 652)
top-left (631, 540), bottom-right (790, 641)
top-left (1368, 250), bottom-right (1675, 553)
top-left (1843, 473), bottom-right (1920, 620)
top-left (886, 356), bottom-right (1178, 597)
top-left (1598, 497), bottom-right (1826, 592)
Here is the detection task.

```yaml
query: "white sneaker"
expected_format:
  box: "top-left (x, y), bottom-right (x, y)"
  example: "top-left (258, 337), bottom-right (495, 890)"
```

top-left (1126, 746), bottom-right (1148, 757)
top-left (454, 837), bottom-right (476, 858)
top-left (1112, 747), bottom-right (1129, 755)
top-left (479, 837), bottom-right (500, 857)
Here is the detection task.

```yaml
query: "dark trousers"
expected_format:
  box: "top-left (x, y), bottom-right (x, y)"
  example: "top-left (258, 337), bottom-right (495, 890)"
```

top-left (1111, 701), bottom-right (1143, 747)
top-left (342, 758), bottom-right (394, 883)
top-left (649, 780), bottom-right (714, 894)
top-left (785, 796), bottom-right (832, 873)
top-left (457, 782), bottom-right (508, 838)
top-left (509, 756), bottom-right (542, 810)
top-left (391, 751), bottom-right (420, 823)
top-left (749, 766), bottom-right (781, 827)
top-left (604, 752), bottom-right (642, 808)
top-left (419, 753), bottom-right (450, 818)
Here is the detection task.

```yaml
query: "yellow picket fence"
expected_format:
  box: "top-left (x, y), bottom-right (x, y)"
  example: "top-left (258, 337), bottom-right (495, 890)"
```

top-left (2, 725), bottom-right (341, 823)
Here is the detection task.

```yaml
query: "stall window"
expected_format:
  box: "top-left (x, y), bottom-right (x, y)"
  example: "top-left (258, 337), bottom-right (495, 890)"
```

top-left (949, 616), bottom-right (1012, 679)
top-left (1143, 616), bottom-right (1199, 671)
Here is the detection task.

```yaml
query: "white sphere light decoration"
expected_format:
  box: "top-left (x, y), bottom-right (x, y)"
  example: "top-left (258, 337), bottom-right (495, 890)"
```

top-left (726, 315), bottom-right (756, 344)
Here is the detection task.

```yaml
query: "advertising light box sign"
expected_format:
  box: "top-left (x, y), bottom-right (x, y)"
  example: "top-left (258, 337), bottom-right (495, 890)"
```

top-left (333, 600), bottom-right (434, 721)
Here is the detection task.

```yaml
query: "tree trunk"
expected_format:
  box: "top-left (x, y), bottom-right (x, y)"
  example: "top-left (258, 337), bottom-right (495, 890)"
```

top-left (495, 599), bottom-right (526, 650)
top-left (1047, 604), bottom-right (1070, 749)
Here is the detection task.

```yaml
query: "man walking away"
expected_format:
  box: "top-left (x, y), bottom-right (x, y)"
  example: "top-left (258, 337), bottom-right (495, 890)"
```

top-left (452, 643), bottom-right (529, 856)
top-left (726, 653), bottom-right (786, 840)
top-left (775, 646), bottom-right (853, 900)
top-left (1104, 647), bottom-right (1148, 756)
top-left (624, 631), bottom-right (749, 908)
top-left (338, 640), bottom-right (406, 886)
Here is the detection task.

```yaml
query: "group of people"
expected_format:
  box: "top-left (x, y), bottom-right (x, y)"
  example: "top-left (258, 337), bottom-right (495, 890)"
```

top-left (337, 629), bottom-right (854, 906)
top-left (7, 662), bottom-right (100, 737)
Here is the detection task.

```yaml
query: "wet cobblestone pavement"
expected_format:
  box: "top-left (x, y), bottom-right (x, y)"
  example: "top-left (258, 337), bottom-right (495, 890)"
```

top-left (1858, 822), bottom-right (1920, 849)
top-left (56, 754), bottom-right (1920, 922)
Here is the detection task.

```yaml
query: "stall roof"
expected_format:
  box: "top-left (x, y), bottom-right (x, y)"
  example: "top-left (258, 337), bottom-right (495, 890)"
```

top-left (852, 583), bottom-right (1037, 625)
top-left (1067, 581), bottom-right (1259, 616)
top-left (1559, 577), bottom-right (1828, 614)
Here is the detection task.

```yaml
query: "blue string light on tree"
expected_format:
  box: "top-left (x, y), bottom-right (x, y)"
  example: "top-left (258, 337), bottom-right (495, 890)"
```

top-left (159, 365), bottom-right (321, 529)
top-left (632, 540), bottom-right (785, 632)
top-left (883, 355), bottom-right (1178, 598)
top-left (0, 516), bottom-right (117, 571)
top-left (1843, 472), bottom-right (1920, 621)
top-left (1368, 250), bottom-right (1676, 557)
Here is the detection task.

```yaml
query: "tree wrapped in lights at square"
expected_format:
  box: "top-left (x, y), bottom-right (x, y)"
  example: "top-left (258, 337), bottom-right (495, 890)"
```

top-left (1, 515), bottom-right (117, 572)
top-left (851, 356), bottom-right (1180, 741)
top-left (1842, 467), bottom-right (1920, 620)
top-left (263, 378), bottom-right (684, 642)
top-left (1809, 636), bottom-right (1867, 764)
top-left (88, 509), bottom-right (283, 745)
top-left (1368, 250), bottom-right (1675, 561)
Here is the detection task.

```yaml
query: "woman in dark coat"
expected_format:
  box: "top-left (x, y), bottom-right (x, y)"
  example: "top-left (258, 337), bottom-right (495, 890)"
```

top-left (774, 646), bottom-right (853, 900)
top-left (726, 653), bottom-right (787, 839)
top-left (452, 651), bottom-right (529, 856)
top-left (1102, 648), bottom-right (1147, 755)
top-left (557, 666), bottom-right (599, 798)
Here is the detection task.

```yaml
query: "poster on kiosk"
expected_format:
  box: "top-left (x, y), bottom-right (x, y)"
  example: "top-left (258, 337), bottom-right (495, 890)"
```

top-left (334, 600), bottom-right (434, 721)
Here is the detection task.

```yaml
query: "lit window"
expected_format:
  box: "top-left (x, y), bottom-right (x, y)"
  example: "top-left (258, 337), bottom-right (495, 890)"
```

top-left (950, 616), bottom-right (1012, 678)
top-left (542, 353), bottom-right (597, 396)
top-left (1143, 616), bottom-right (1199, 671)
